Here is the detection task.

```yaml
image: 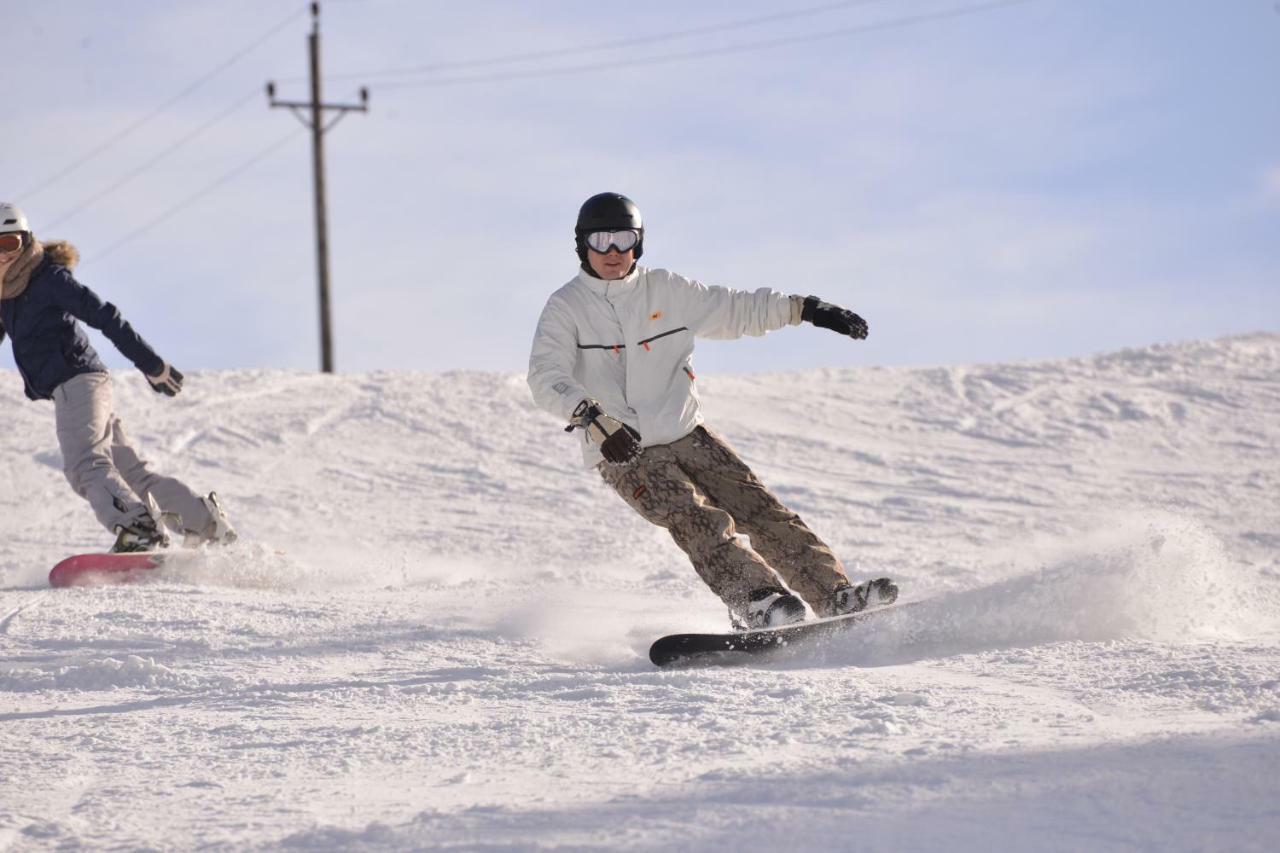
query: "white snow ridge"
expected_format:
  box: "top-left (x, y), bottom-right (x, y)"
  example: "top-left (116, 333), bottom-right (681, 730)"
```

top-left (1, 333), bottom-right (1277, 851)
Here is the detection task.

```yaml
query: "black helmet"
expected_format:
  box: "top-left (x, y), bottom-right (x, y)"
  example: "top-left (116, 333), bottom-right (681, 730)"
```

top-left (575, 192), bottom-right (643, 262)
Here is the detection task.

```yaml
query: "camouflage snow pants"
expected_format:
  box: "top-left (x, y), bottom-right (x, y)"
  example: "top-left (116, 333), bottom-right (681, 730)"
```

top-left (599, 425), bottom-right (849, 617)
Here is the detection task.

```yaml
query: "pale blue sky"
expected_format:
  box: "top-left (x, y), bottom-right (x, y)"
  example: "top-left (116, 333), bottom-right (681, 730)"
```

top-left (2, 0), bottom-right (1278, 377)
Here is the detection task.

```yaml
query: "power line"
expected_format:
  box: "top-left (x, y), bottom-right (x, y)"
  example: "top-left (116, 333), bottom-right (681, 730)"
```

top-left (87, 128), bottom-right (304, 264)
top-left (20, 6), bottom-right (307, 201)
top-left (72, 0), bottom-right (1038, 265)
top-left (44, 88), bottom-right (263, 232)
top-left (375, 0), bottom-right (1041, 91)
top-left (314, 0), bottom-right (903, 83)
top-left (41, 0), bottom-right (1033, 230)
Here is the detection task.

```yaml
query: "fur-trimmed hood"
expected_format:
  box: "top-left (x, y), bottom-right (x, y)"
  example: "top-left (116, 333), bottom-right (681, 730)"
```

top-left (1, 238), bottom-right (79, 301)
top-left (43, 240), bottom-right (80, 271)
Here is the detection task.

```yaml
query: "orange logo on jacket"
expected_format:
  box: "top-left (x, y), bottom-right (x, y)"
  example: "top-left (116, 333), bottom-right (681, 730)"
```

top-left (650, 311), bottom-right (663, 321)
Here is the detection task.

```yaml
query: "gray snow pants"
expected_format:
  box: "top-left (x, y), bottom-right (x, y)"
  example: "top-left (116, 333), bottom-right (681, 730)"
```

top-left (599, 425), bottom-right (849, 617)
top-left (52, 372), bottom-right (212, 536)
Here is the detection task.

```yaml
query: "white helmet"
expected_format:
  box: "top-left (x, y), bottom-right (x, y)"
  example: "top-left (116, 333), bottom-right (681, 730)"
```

top-left (0, 202), bottom-right (29, 235)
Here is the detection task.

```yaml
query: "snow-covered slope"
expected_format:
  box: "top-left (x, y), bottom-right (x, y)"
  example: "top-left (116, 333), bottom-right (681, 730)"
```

top-left (2, 334), bottom-right (1278, 851)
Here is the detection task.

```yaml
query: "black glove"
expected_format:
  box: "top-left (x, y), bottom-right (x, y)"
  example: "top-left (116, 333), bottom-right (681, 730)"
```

top-left (146, 362), bottom-right (184, 396)
top-left (566, 399), bottom-right (643, 464)
top-left (801, 296), bottom-right (868, 340)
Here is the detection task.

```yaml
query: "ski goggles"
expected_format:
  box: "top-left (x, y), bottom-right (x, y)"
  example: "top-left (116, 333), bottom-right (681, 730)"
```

top-left (0, 233), bottom-right (24, 253)
top-left (584, 229), bottom-right (640, 254)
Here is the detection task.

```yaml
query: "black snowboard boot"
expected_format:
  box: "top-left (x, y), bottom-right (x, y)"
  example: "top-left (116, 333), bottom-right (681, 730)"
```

top-left (735, 587), bottom-right (807, 630)
top-left (833, 577), bottom-right (899, 616)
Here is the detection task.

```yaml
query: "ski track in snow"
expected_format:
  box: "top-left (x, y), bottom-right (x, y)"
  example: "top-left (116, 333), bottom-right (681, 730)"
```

top-left (1, 333), bottom-right (1278, 850)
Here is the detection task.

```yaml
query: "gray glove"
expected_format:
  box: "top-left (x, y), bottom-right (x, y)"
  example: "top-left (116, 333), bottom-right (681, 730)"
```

top-left (565, 399), bottom-right (642, 464)
top-left (147, 362), bottom-right (184, 396)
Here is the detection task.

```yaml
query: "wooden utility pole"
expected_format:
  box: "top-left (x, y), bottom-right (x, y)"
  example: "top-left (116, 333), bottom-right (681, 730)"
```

top-left (266, 2), bottom-right (368, 373)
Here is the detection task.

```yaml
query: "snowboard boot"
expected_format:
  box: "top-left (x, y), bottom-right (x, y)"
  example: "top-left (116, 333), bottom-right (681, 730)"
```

top-left (182, 492), bottom-right (238, 548)
top-left (734, 587), bottom-right (807, 631)
top-left (111, 505), bottom-right (170, 553)
top-left (833, 577), bottom-right (899, 616)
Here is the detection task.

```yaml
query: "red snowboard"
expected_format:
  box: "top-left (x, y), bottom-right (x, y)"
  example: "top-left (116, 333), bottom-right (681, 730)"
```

top-left (49, 553), bottom-right (166, 588)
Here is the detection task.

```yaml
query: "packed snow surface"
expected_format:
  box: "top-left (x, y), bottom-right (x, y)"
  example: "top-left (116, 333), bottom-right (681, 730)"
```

top-left (2, 333), bottom-right (1278, 851)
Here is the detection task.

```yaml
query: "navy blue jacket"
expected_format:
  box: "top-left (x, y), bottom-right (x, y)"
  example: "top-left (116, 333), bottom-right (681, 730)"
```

top-left (0, 255), bottom-right (164, 401)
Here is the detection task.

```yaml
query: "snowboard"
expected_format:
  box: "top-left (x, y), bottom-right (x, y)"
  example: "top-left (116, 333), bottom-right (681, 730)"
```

top-left (49, 552), bottom-right (166, 588)
top-left (649, 599), bottom-right (917, 667)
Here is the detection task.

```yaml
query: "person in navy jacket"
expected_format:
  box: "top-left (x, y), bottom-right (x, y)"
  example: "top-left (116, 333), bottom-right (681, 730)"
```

top-left (0, 202), bottom-right (234, 552)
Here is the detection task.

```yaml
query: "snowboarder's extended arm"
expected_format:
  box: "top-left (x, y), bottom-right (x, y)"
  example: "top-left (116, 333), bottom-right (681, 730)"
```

top-left (672, 272), bottom-right (798, 340)
top-left (528, 296), bottom-right (593, 421)
top-left (51, 269), bottom-right (184, 393)
top-left (52, 270), bottom-right (164, 374)
top-left (674, 272), bottom-right (869, 342)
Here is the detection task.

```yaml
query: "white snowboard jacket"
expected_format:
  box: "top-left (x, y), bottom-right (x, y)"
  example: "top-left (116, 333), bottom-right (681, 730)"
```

top-left (528, 265), bottom-right (801, 467)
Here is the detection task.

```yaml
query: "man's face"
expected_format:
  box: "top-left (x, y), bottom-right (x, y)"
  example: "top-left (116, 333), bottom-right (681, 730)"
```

top-left (587, 247), bottom-right (635, 280)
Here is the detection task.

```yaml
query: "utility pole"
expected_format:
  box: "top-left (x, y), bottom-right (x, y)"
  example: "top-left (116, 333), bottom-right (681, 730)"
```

top-left (267, 2), bottom-right (368, 374)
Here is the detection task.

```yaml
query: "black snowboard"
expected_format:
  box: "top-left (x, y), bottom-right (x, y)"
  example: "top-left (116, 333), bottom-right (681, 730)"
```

top-left (649, 600), bottom-right (917, 667)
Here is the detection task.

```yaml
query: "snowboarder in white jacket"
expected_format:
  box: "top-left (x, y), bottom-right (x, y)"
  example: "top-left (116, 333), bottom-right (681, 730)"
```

top-left (528, 192), bottom-right (895, 629)
top-left (0, 202), bottom-right (235, 553)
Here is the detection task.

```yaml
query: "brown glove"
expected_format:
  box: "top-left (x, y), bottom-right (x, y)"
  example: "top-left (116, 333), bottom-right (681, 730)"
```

top-left (565, 399), bottom-right (642, 464)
